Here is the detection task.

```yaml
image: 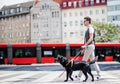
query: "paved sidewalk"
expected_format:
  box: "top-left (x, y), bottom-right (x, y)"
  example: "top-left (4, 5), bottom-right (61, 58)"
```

top-left (0, 70), bottom-right (120, 84)
top-left (0, 62), bottom-right (120, 84)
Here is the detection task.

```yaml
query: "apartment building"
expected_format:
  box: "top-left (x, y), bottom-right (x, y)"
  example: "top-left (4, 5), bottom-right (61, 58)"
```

top-left (31, 0), bottom-right (62, 43)
top-left (0, 0), bottom-right (107, 43)
top-left (107, 0), bottom-right (120, 26)
top-left (54, 0), bottom-right (107, 43)
top-left (0, 1), bottom-right (33, 43)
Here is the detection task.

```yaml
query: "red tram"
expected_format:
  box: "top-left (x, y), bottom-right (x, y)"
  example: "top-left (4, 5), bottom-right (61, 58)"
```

top-left (0, 43), bottom-right (120, 64)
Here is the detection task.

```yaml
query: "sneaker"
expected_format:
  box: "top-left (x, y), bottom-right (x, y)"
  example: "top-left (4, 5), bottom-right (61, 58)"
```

top-left (96, 74), bottom-right (101, 80)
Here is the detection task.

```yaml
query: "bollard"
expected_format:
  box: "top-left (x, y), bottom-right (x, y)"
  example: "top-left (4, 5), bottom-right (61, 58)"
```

top-left (66, 43), bottom-right (70, 60)
top-left (7, 43), bottom-right (12, 64)
top-left (36, 43), bottom-right (42, 63)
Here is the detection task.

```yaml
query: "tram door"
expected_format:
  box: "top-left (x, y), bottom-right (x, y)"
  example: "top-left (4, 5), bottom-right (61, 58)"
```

top-left (0, 51), bottom-right (4, 64)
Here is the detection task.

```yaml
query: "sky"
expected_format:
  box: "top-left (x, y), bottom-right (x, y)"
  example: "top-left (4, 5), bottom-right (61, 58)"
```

top-left (0, 0), bottom-right (33, 9)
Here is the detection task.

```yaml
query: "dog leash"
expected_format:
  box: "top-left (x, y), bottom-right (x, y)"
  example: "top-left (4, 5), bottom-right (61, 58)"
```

top-left (57, 49), bottom-right (84, 78)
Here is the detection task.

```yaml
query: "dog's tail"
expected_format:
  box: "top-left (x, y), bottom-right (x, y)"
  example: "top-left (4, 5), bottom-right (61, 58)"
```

top-left (89, 56), bottom-right (98, 65)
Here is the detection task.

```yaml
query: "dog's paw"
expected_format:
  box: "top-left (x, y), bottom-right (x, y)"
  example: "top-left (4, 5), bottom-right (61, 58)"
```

top-left (71, 78), bottom-right (74, 81)
top-left (83, 80), bottom-right (86, 82)
top-left (91, 79), bottom-right (94, 82)
top-left (64, 80), bottom-right (68, 82)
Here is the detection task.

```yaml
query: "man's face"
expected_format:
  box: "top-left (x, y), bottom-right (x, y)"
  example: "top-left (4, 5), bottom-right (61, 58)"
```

top-left (84, 19), bottom-right (89, 26)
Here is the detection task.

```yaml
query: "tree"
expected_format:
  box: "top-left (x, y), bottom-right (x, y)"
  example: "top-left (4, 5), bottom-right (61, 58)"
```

top-left (93, 22), bottom-right (120, 42)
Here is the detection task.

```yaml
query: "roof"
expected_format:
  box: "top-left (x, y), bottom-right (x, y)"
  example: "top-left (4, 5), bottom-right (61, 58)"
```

top-left (0, 1), bottom-right (34, 18)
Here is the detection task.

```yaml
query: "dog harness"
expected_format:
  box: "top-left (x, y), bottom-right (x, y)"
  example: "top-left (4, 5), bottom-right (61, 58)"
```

top-left (66, 60), bottom-right (74, 67)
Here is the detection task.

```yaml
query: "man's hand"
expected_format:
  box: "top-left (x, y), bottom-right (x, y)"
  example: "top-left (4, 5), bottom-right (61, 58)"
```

top-left (81, 45), bottom-right (87, 48)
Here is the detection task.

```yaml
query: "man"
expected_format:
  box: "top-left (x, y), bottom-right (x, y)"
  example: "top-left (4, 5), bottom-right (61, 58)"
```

top-left (78, 16), bottom-right (101, 79)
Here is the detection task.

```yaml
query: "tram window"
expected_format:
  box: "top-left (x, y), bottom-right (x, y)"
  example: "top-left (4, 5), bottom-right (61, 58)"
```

top-left (95, 47), bottom-right (105, 57)
top-left (42, 48), bottom-right (53, 57)
top-left (114, 47), bottom-right (120, 54)
top-left (70, 47), bottom-right (81, 56)
top-left (42, 47), bottom-right (66, 57)
top-left (113, 47), bottom-right (120, 58)
top-left (0, 48), bottom-right (7, 58)
top-left (55, 47), bottom-right (66, 56)
top-left (13, 47), bottom-right (36, 58)
top-left (105, 47), bottom-right (113, 56)
top-left (25, 48), bottom-right (36, 57)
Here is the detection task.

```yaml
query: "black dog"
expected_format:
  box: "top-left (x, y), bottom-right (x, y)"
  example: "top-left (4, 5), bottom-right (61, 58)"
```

top-left (56, 55), bottom-right (97, 82)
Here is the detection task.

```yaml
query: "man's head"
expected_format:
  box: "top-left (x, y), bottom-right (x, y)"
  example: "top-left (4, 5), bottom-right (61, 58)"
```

top-left (84, 16), bottom-right (91, 26)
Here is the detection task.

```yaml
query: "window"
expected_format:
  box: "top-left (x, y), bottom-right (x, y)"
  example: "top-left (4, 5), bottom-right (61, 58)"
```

top-left (16, 7), bottom-right (20, 13)
top-left (2, 10), bottom-right (4, 15)
top-left (85, 0), bottom-right (89, 6)
top-left (64, 13), bottom-right (67, 17)
top-left (5, 10), bottom-right (7, 15)
top-left (90, 10), bottom-right (93, 15)
top-left (0, 48), bottom-right (7, 58)
top-left (96, 0), bottom-right (100, 3)
top-left (101, 0), bottom-right (105, 3)
top-left (80, 20), bottom-right (83, 26)
top-left (13, 47), bottom-right (36, 58)
top-left (113, 16), bottom-right (117, 21)
top-left (20, 7), bottom-right (22, 12)
top-left (70, 32), bottom-right (74, 37)
top-left (73, 1), bottom-right (77, 8)
top-left (96, 19), bottom-right (99, 22)
top-left (80, 31), bottom-right (84, 36)
top-left (91, 0), bottom-right (94, 5)
top-left (117, 5), bottom-right (120, 10)
top-left (69, 12), bottom-right (72, 17)
top-left (118, 15), bottom-right (120, 20)
top-left (64, 32), bottom-right (67, 37)
top-left (105, 48), bottom-right (113, 56)
top-left (102, 9), bottom-right (105, 14)
top-left (78, 1), bottom-right (82, 7)
top-left (75, 20), bottom-right (78, 26)
top-left (80, 12), bottom-right (83, 16)
top-left (70, 47), bottom-right (81, 56)
top-left (68, 2), bottom-right (72, 7)
top-left (107, 16), bottom-right (113, 22)
top-left (69, 21), bottom-right (73, 26)
top-left (10, 9), bottom-right (14, 14)
top-left (75, 12), bottom-right (78, 16)
top-left (96, 10), bottom-right (99, 14)
top-left (63, 2), bottom-right (67, 7)
top-left (64, 22), bottom-right (67, 27)
top-left (84, 11), bottom-right (88, 16)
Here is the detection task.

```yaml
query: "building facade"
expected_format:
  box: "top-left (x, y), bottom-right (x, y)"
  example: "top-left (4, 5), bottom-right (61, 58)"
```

top-left (0, 1), bottom-right (33, 43)
top-left (60, 0), bottom-right (107, 43)
top-left (107, 0), bottom-right (120, 26)
top-left (0, 0), bottom-right (108, 43)
top-left (31, 0), bottom-right (62, 43)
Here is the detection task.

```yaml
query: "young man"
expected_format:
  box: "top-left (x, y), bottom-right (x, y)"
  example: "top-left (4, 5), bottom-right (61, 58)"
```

top-left (78, 16), bottom-right (101, 79)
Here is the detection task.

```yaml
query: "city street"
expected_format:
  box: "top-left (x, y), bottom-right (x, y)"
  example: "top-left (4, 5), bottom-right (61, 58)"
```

top-left (0, 62), bottom-right (120, 84)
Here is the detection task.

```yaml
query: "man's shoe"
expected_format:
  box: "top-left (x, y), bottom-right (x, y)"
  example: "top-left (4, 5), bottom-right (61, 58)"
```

top-left (96, 74), bottom-right (101, 80)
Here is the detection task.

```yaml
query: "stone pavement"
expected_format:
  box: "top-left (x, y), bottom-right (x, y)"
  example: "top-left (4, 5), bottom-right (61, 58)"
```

top-left (0, 62), bottom-right (120, 84)
top-left (0, 70), bottom-right (120, 84)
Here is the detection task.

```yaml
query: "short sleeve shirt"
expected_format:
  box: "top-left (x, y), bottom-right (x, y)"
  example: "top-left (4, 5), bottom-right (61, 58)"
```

top-left (89, 26), bottom-right (94, 34)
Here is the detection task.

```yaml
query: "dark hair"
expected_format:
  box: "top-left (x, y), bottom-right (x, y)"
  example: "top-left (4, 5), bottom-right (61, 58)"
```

top-left (84, 16), bottom-right (91, 24)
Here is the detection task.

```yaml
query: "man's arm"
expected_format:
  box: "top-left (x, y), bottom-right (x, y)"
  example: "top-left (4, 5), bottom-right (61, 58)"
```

top-left (85, 33), bottom-right (93, 46)
top-left (82, 33), bottom-right (93, 48)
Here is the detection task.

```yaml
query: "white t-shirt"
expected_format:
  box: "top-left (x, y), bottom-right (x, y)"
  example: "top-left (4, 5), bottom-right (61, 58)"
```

top-left (89, 26), bottom-right (94, 34)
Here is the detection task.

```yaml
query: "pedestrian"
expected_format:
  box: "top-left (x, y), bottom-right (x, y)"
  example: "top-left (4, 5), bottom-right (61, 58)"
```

top-left (78, 16), bottom-right (101, 79)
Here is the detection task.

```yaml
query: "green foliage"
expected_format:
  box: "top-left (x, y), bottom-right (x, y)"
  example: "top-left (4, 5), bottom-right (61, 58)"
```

top-left (93, 22), bottom-right (120, 42)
